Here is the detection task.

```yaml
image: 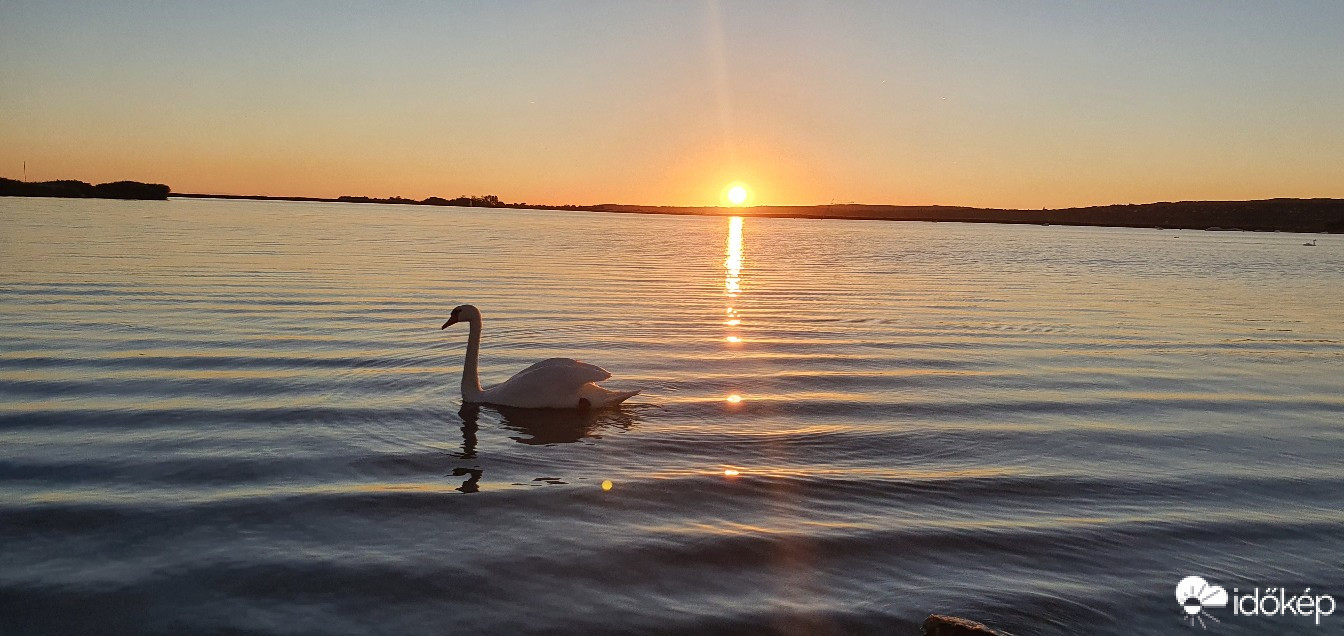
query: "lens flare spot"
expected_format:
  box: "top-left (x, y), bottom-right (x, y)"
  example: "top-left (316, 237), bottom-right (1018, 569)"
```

top-left (601, 480), bottom-right (613, 491)
top-left (726, 394), bottom-right (743, 403)
top-left (725, 335), bottom-right (742, 343)
top-left (724, 318), bottom-right (741, 326)
top-left (724, 469), bottom-right (740, 476)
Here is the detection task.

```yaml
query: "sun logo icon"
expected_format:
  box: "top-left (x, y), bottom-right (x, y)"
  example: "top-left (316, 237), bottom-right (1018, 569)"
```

top-left (1176, 576), bottom-right (1228, 629)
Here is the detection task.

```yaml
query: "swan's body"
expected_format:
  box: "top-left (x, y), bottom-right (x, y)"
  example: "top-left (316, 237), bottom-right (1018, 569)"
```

top-left (1304, 239), bottom-right (1317, 246)
top-left (441, 305), bottom-right (638, 409)
top-left (473, 356), bottom-right (636, 409)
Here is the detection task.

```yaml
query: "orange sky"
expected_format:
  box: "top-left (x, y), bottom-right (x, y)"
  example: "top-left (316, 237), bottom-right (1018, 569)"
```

top-left (2, 2), bottom-right (1343, 208)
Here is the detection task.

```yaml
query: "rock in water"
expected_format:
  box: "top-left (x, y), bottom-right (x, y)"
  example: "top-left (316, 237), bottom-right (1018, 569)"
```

top-left (921, 614), bottom-right (1005, 636)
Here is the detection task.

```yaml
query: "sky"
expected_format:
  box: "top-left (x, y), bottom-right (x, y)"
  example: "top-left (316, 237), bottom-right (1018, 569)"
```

top-left (2, 0), bottom-right (1343, 208)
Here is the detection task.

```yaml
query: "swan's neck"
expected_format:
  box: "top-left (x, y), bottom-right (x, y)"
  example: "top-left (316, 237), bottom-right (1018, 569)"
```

top-left (462, 317), bottom-right (484, 401)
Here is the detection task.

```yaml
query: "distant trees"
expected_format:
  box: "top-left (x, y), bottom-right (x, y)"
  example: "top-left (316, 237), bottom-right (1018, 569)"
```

top-left (439, 194), bottom-right (502, 207)
top-left (0, 178), bottom-right (169, 200)
top-left (93, 181), bottom-right (172, 199)
top-left (335, 195), bottom-right (418, 205)
top-left (336, 193), bottom-right (538, 209)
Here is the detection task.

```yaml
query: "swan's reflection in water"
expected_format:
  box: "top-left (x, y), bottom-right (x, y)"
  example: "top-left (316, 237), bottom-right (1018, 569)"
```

top-left (450, 467), bottom-right (483, 493)
top-left (456, 410), bottom-right (478, 460)
top-left (451, 403), bottom-right (638, 492)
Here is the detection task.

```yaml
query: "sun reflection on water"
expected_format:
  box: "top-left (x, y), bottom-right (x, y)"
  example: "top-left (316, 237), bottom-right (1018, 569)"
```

top-left (723, 216), bottom-right (744, 352)
top-left (724, 216), bottom-right (742, 298)
top-left (722, 218), bottom-right (748, 405)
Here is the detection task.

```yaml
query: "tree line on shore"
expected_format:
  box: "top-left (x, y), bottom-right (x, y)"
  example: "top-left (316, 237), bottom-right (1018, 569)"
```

top-left (0, 178), bottom-right (169, 200)
top-left (335, 193), bottom-right (586, 210)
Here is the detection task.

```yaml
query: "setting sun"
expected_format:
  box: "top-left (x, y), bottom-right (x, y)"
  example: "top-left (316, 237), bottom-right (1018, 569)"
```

top-left (726, 184), bottom-right (749, 206)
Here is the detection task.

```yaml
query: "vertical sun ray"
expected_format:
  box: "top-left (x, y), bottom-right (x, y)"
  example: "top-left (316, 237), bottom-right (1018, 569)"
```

top-left (703, 0), bottom-right (737, 166)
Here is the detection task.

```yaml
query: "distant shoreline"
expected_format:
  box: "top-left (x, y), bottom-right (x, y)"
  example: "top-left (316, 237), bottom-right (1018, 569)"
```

top-left (6, 179), bottom-right (1341, 233)
top-left (588, 200), bottom-right (1344, 233)
top-left (1, 177), bottom-right (169, 200)
top-left (174, 192), bottom-right (1344, 234)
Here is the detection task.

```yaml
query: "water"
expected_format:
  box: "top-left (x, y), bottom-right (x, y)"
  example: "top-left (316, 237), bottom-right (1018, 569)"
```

top-left (2, 197), bottom-right (1341, 635)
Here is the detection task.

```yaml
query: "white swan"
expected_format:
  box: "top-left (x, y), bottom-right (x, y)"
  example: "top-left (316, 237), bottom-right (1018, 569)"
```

top-left (440, 304), bottom-right (639, 409)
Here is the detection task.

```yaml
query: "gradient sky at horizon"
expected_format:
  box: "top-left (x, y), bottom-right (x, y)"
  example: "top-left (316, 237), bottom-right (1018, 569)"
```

top-left (2, 1), bottom-right (1343, 208)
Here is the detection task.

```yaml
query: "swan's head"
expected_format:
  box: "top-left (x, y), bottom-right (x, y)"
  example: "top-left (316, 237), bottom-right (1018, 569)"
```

top-left (441, 304), bottom-right (481, 329)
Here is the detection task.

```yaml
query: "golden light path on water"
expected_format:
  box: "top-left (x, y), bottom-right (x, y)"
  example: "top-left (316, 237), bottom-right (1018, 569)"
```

top-left (724, 216), bottom-right (743, 298)
top-left (724, 216), bottom-right (745, 406)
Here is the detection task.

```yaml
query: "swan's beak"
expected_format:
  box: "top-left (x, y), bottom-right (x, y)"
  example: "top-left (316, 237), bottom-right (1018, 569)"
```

top-left (441, 317), bottom-right (458, 329)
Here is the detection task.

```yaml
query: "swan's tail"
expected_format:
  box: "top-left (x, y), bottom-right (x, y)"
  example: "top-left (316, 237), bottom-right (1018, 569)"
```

top-left (605, 389), bottom-right (640, 407)
top-left (579, 384), bottom-right (641, 409)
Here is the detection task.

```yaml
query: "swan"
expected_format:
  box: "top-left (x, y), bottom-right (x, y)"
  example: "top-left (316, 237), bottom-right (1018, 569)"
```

top-left (440, 304), bottom-right (639, 410)
top-left (1304, 239), bottom-right (1317, 246)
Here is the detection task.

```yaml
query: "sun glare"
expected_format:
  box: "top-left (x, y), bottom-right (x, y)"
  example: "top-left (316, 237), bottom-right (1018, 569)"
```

top-left (726, 184), bottom-right (749, 206)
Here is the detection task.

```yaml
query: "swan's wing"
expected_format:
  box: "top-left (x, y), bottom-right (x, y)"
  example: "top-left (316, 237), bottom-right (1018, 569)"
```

top-left (515, 358), bottom-right (611, 382)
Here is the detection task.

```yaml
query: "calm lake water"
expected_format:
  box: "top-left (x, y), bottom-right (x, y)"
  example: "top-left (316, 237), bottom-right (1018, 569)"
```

top-left (2, 197), bottom-right (1342, 635)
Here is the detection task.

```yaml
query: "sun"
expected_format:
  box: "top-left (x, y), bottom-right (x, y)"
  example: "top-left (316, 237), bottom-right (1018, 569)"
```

top-left (727, 186), bottom-right (748, 205)
top-left (725, 184), bottom-right (750, 206)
